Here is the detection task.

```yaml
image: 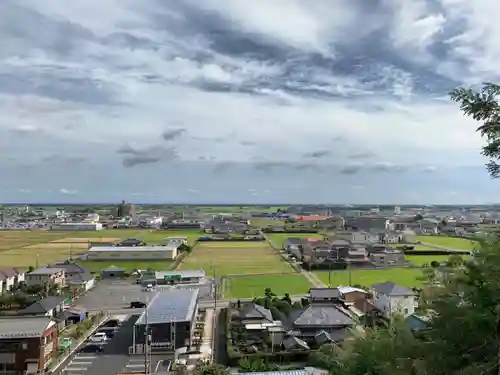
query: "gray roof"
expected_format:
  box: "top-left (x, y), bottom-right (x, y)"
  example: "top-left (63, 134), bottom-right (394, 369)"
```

top-left (28, 267), bottom-right (64, 276)
top-left (0, 316), bottom-right (53, 338)
top-left (372, 281), bottom-right (415, 296)
top-left (236, 371), bottom-right (310, 375)
top-left (18, 296), bottom-right (65, 315)
top-left (291, 305), bottom-right (354, 327)
top-left (89, 245), bottom-right (177, 252)
top-left (135, 289), bottom-right (199, 326)
top-left (239, 303), bottom-right (273, 322)
top-left (283, 336), bottom-right (309, 350)
top-left (285, 238), bottom-right (304, 245)
top-left (309, 288), bottom-right (341, 300)
top-left (155, 270), bottom-right (205, 279)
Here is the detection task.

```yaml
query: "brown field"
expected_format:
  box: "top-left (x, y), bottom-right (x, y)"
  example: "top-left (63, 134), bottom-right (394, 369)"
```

top-left (178, 243), bottom-right (294, 276)
top-left (50, 237), bottom-right (121, 243)
top-left (24, 243), bottom-right (89, 250)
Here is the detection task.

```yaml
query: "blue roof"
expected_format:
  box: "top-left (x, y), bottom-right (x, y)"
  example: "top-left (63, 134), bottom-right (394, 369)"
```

top-left (135, 289), bottom-right (199, 325)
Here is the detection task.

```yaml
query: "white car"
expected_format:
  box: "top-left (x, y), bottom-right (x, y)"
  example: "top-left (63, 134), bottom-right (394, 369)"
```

top-left (90, 332), bottom-right (108, 343)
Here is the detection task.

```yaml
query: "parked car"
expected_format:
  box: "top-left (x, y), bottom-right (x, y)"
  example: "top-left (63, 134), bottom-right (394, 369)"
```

top-left (98, 327), bottom-right (117, 338)
top-left (81, 343), bottom-right (104, 353)
top-left (130, 301), bottom-right (146, 308)
top-left (90, 332), bottom-right (108, 343)
top-left (102, 319), bottom-right (121, 328)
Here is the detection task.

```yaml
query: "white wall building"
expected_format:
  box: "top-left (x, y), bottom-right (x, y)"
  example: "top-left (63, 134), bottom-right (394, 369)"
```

top-left (371, 281), bottom-right (416, 317)
top-left (87, 245), bottom-right (178, 261)
top-left (51, 222), bottom-right (103, 231)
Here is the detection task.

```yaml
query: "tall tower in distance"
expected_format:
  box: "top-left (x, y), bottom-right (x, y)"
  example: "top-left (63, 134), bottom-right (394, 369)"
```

top-left (394, 206), bottom-right (401, 215)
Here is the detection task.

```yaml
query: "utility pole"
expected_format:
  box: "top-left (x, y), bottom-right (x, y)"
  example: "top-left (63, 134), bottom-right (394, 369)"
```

top-left (144, 299), bottom-right (149, 375)
top-left (212, 264), bottom-right (217, 363)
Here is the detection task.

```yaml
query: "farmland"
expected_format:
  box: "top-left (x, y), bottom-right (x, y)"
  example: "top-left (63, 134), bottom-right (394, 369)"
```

top-left (178, 242), bottom-right (294, 276)
top-left (0, 229), bottom-right (202, 269)
top-left (223, 274), bottom-right (312, 298)
top-left (265, 233), bottom-right (324, 248)
top-left (416, 236), bottom-right (478, 250)
top-left (314, 268), bottom-right (423, 288)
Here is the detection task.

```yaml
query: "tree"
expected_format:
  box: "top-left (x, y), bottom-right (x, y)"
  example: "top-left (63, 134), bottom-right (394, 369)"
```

top-left (193, 361), bottom-right (230, 375)
top-left (450, 82), bottom-right (500, 177)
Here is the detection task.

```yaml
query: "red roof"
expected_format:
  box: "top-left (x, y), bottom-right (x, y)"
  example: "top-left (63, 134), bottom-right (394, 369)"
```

top-left (306, 238), bottom-right (321, 242)
top-left (296, 215), bottom-right (328, 221)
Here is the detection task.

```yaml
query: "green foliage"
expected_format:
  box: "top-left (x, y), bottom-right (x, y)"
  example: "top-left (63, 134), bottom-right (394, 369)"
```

top-left (450, 82), bottom-right (500, 177)
top-left (193, 361), bottom-right (230, 375)
top-left (238, 357), bottom-right (278, 372)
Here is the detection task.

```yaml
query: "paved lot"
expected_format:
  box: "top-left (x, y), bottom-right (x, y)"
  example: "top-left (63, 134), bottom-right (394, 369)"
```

top-left (76, 281), bottom-right (154, 311)
top-left (77, 280), bottom-right (215, 312)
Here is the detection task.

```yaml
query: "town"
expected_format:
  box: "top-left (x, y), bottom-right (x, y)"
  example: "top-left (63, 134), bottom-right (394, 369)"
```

top-left (0, 203), bottom-right (489, 375)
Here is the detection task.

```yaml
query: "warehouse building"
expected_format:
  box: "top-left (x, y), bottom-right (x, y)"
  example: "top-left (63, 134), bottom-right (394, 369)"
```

top-left (132, 289), bottom-right (199, 351)
top-left (140, 270), bottom-right (206, 286)
top-left (51, 222), bottom-right (103, 231)
top-left (87, 245), bottom-right (178, 261)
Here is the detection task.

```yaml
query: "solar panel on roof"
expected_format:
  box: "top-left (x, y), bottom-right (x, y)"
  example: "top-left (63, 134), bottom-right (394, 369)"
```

top-left (135, 289), bottom-right (199, 325)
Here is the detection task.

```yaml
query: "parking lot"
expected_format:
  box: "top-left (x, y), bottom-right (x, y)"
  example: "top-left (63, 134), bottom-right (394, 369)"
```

top-left (77, 280), bottom-right (215, 312)
top-left (59, 315), bottom-right (172, 375)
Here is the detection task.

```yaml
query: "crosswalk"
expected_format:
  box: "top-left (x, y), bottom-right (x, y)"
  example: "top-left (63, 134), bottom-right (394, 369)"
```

top-left (63, 353), bottom-right (98, 374)
top-left (122, 358), bottom-right (147, 373)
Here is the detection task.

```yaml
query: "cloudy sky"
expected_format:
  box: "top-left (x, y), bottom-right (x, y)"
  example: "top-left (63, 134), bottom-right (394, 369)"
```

top-left (1, 0), bottom-right (500, 204)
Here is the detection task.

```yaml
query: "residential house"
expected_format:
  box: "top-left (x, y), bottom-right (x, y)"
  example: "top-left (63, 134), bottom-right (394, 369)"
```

top-left (371, 282), bottom-right (416, 317)
top-left (284, 238), bottom-right (304, 253)
top-left (417, 219), bottom-right (439, 234)
top-left (334, 230), bottom-right (378, 244)
top-left (308, 288), bottom-right (342, 304)
top-left (344, 217), bottom-right (392, 232)
top-left (378, 231), bottom-right (402, 244)
top-left (369, 249), bottom-right (407, 267)
top-left (18, 296), bottom-right (65, 318)
top-left (0, 268), bottom-right (25, 294)
top-left (337, 286), bottom-right (368, 304)
top-left (238, 303), bottom-right (273, 325)
top-left (0, 316), bottom-right (59, 374)
top-left (286, 304), bottom-right (355, 344)
top-left (26, 267), bottom-right (66, 288)
top-left (301, 241), bottom-right (339, 269)
top-left (50, 261), bottom-right (95, 291)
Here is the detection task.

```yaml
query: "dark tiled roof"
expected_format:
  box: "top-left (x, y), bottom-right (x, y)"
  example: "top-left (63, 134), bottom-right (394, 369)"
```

top-left (291, 305), bottom-right (354, 327)
top-left (52, 261), bottom-right (88, 274)
top-left (239, 303), bottom-right (273, 322)
top-left (309, 288), bottom-right (341, 300)
top-left (0, 316), bottom-right (52, 338)
top-left (18, 296), bottom-right (64, 315)
top-left (283, 336), bottom-right (309, 350)
top-left (372, 281), bottom-right (415, 296)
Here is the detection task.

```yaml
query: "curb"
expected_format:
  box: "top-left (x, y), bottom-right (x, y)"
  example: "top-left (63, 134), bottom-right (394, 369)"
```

top-left (49, 313), bottom-right (109, 374)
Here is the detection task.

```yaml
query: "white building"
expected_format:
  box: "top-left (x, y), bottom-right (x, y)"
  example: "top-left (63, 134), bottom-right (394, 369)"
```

top-left (394, 206), bottom-right (401, 215)
top-left (0, 268), bottom-right (25, 293)
top-left (51, 222), bottom-right (103, 231)
top-left (87, 245), bottom-right (178, 261)
top-left (371, 281), bottom-right (416, 317)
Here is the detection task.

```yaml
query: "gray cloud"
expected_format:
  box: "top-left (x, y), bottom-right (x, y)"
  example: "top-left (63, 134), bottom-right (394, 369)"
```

top-left (240, 141), bottom-right (257, 146)
top-left (213, 162), bottom-right (233, 174)
top-left (162, 128), bottom-right (186, 141)
top-left (117, 144), bottom-right (178, 168)
top-left (41, 154), bottom-right (86, 165)
top-left (339, 165), bottom-right (363, 175)
top-left (349, 151), bottom-right (377, 159)
top-left (254, 161), bottom-right (290, 172)
top-left (304, 150), bottom-right (330, 158)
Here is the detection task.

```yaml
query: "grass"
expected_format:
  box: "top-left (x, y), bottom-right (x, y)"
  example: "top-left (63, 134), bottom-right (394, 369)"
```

top-left (314, 268), bottom-right (423, 288)
top-left (405, 255), bottom-right (452, 266)
top-left (195, 241), bottom-right (268, 248)
top-left (417, 236), bottom-right (478, 250)
top-left (178, 243), bottom-right (294, 276)
top-left (265, 233), bottom-right (324, 248)
top-left (77, 260), bottom-right (173, 273)
top-left (250, 219), bottom-right (285, 228)
top-left (0, 229), bottom-right (202, 268)
top-left (224, 274), bottom-right (312, 298)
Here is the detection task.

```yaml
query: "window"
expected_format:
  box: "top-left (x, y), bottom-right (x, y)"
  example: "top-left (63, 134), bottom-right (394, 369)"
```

top-left (404, 308), bottom-right (409, 315)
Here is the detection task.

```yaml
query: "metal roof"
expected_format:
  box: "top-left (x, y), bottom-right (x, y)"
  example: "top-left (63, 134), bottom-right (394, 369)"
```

top-left (135, 289), bottom-right (199, 326)
top-left (28, 267), bottom-right (64, 275)
top-left (88, 245), bottom-right (177, 252)
top-left (155, 270), bottom-right (205, 279)
top-left (0, 316), bottom-right (53, 338)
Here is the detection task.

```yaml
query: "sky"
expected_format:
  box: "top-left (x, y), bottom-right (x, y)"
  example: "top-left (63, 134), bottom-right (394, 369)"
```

top-left (1, 0), bottom-right (500, 205)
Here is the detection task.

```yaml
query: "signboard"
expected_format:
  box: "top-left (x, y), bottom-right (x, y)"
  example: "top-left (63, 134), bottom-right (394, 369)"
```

top-left (164, 275), bottom-right (181, 280)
